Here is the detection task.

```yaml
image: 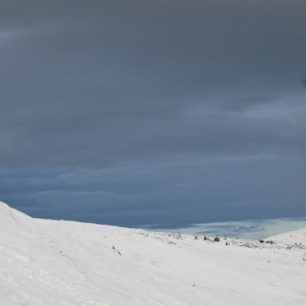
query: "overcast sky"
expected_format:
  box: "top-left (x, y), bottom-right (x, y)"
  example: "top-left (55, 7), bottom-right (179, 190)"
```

top-left (1, 0), bottom-right (306, 228)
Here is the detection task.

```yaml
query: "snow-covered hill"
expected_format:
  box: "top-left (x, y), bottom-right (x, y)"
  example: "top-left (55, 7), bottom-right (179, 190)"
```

top-left (268, 228), bottom-right (306, 245)
top-left (1, 201), bottom-right (306, 306)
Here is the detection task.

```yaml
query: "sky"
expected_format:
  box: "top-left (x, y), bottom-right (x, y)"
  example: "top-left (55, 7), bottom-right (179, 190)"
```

top-left (0, 0), bottom-right (306, 231)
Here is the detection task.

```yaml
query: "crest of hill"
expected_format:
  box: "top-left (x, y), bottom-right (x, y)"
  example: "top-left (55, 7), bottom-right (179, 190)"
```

top-left (268, 228), bottom-right (306, 245)
top-left (0, 200), bottom-right (33, 229)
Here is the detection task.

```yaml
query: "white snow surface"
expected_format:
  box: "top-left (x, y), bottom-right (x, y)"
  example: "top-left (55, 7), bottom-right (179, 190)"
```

top-left (1, 201), bottom-right (306, 306)
top-left (268, 228), bottom-right (306, 245)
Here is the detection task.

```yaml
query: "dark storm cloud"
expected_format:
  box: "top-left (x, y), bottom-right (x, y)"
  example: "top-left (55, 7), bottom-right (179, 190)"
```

top-left (1, 155), bottom-right (306, 227)
top-left (1, 0), bottom-right (306, 227)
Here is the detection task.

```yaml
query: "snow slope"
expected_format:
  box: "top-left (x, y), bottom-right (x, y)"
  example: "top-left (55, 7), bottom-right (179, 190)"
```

top-left (1, 201), bottom-right (306, 306)
top-left (268, 228), bottom-right (306, 245)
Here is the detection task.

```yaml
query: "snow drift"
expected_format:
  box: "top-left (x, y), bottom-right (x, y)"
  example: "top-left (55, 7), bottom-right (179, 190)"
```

top-left (0, 201), bottom-right (306, 306)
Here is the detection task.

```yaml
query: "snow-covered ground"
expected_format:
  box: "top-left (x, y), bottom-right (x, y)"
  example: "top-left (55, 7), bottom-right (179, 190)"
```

top-left (1, 201), bottom-right (306, 306)
top-left (267, 228), bottom-right (306, 245)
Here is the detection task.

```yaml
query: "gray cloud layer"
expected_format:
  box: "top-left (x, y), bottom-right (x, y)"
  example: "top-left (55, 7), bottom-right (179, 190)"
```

top-left (0, 0), bottom-right (306, 228)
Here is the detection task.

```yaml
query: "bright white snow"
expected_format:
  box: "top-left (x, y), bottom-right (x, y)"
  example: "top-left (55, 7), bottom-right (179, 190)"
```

top-left (0, 201), bottom-right (306, 306)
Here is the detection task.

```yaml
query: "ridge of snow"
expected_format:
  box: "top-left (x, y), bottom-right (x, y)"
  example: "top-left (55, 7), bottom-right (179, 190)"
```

top-left (268, 228), bottom-right (306, 245)
top-left (0, 201), bottom-right (306, 306)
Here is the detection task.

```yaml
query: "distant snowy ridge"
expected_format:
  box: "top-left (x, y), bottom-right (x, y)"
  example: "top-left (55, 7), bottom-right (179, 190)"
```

top-left (268, 228), bottom-right (306, 245)
top-left (0, 201), bottom-right (306, 306)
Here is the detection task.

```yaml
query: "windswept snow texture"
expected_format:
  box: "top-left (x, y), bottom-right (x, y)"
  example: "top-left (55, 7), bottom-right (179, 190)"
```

top-left (1, 201), bottom-right (306, 306)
